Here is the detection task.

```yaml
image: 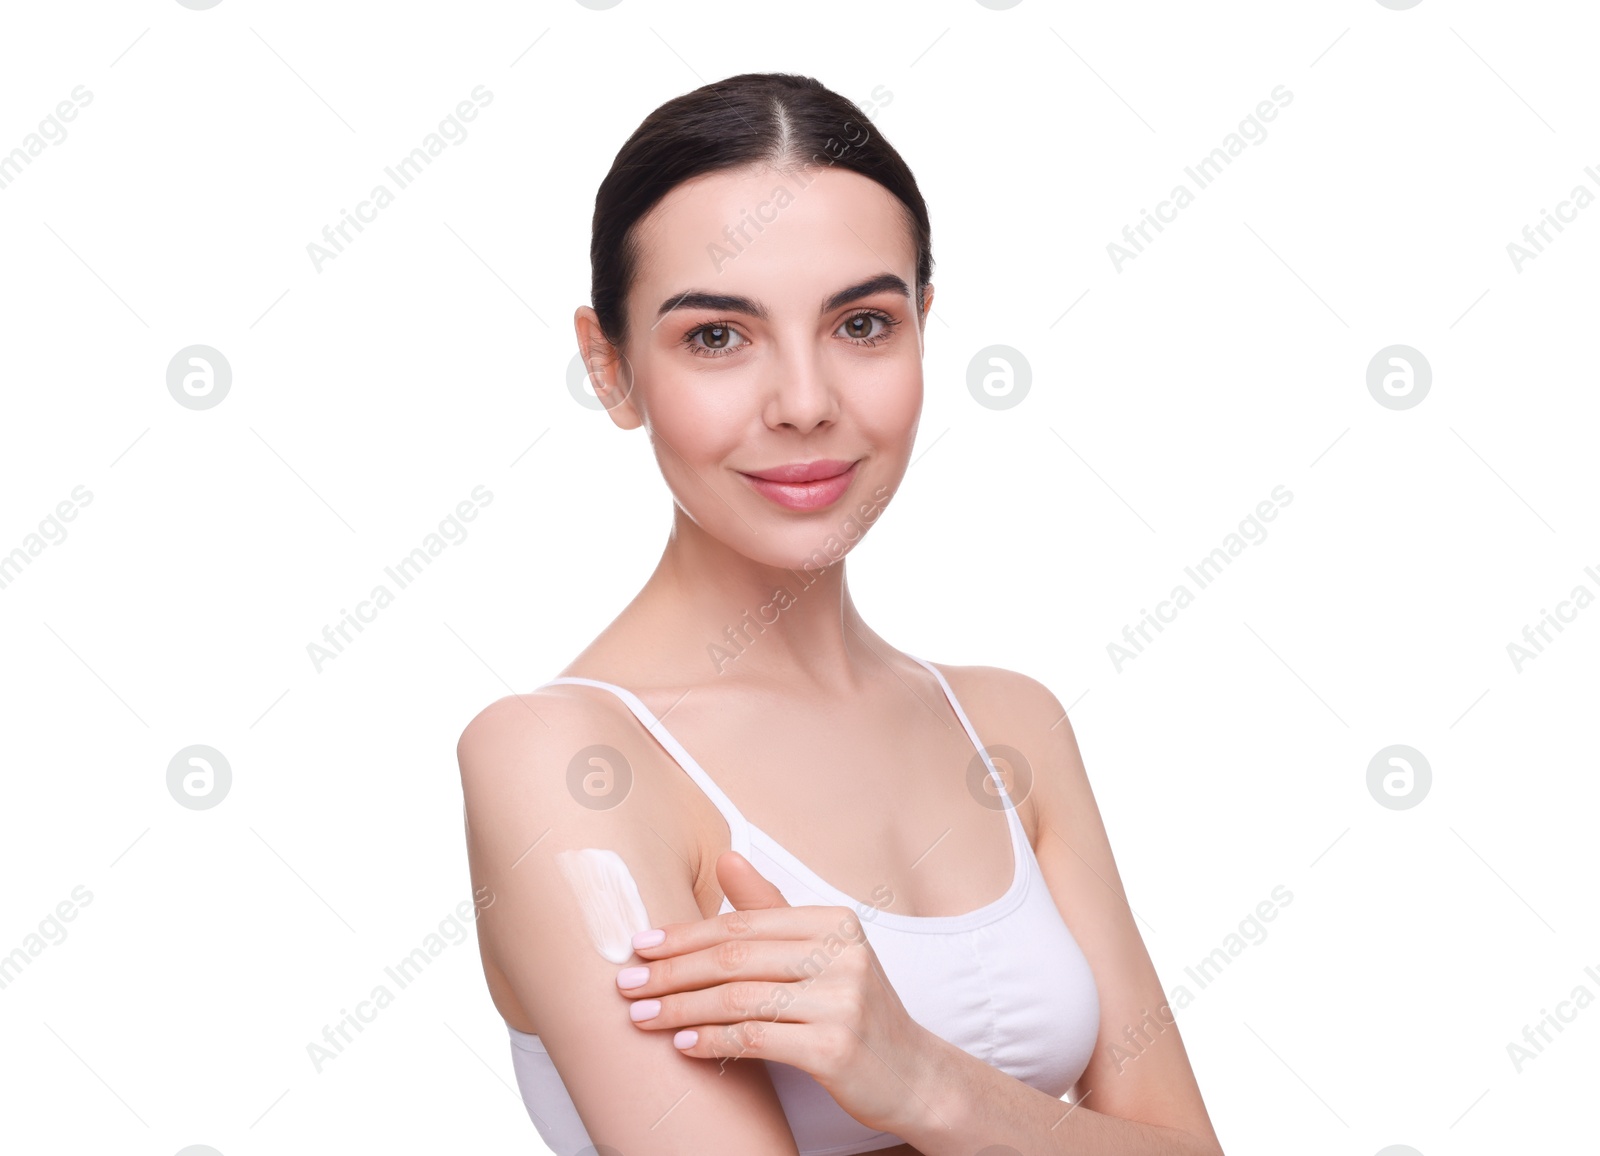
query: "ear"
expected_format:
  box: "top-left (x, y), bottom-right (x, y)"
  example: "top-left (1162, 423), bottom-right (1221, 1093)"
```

top-left (915, 282), bottom-right (935, 351)
top-left (573, 306), bottom-right (643, 430)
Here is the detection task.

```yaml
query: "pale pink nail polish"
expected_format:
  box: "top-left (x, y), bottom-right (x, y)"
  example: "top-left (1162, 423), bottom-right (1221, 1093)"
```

top-left (630, 999), bottom-right (661, 1022)
top-left (632, 928), bottom-right (665, 949)
top-left (616, 966), bottom-right (649, 989)
top-left (674, 1030), bottom-right (698, 1048)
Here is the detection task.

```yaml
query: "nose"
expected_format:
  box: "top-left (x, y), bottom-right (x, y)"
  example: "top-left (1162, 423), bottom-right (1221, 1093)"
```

top-left (764, 342), bottom-right (841, 433)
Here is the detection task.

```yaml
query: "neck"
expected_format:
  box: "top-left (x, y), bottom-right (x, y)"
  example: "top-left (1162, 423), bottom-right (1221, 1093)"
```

top-left (616, 504), bottom-right (884, 692)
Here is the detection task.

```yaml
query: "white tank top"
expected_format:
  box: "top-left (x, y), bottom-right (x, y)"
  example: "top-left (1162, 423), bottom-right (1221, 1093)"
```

top-left (504, 654), bottom-right (1100, 1154)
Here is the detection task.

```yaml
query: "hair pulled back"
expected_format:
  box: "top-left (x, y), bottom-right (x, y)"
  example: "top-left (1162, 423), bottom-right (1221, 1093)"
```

top-left (589, 72), bottom-right (933, 351)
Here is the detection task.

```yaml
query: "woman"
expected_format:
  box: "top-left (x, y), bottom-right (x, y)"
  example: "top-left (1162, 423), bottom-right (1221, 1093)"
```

top-left (458, 72), bottom-right (1224, 1156)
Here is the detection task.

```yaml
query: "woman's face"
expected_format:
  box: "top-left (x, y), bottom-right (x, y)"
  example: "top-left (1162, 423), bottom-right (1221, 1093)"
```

top-left (583, 163), bottom-right (931, 573)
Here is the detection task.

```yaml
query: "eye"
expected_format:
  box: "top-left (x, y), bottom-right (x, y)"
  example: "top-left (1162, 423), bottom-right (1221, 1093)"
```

top-left (679, 308), bottom-right (900, 360)
top-left (681, 322), bottom-right (748, 358)
top-left (837, 309), bottom-right (898, 345)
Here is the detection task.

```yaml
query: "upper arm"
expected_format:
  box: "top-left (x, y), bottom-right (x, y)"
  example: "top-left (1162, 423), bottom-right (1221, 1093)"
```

top-left (980, 668), bottom-right (1223, 1150)
top-left (457, 692), bottom-right (802, 1155)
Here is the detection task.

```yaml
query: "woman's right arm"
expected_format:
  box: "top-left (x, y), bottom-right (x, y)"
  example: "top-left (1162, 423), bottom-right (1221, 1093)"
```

top-left (457, 691), bottom-right (803, 1155)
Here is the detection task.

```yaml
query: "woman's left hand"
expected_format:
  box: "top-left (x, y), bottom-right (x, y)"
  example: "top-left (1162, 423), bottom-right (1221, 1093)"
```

top-left (615, 849), bottom-right (937, 1135)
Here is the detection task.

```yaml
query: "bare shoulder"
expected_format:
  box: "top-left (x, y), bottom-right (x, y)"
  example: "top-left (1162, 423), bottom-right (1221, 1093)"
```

top-left (921, 656), bottom-right (1081, 765)
top-left (453, 686), bottom-right (802, 1148)
top-left (455, 685), bottom-right (621, 785)
top-left (922, 660), bottom-right (1070, 728)
top-left (455, 684), bottom-right (705, 857)
top-left (915, 660), bottom-right (1092, 842)
top-left (454, 639), bottom-right (692, 775)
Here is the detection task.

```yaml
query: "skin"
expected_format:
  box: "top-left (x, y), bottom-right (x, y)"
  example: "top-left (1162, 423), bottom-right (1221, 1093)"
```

top-left (581, 162), bottom-right (928, 588)
top-left (459, 162), bottom-right (1223, 1154)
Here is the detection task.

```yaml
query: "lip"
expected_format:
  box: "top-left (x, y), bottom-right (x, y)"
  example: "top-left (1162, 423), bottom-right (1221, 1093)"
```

top-left (740, 459), bottom-right (857, 483)
top-left (736, 459), bottom-right (859, 511)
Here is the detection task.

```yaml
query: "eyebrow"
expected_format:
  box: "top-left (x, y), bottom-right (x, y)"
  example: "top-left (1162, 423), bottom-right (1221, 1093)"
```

top-left (655, 272), bottom-right (912, 322)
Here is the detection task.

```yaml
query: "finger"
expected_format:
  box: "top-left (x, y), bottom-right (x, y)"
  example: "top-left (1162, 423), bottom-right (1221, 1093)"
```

top-left (715, 849), bottom-right (792, 910)
top-left (630, 903), bottom-right (865, 960)
top-left (615, 936), bottom-right (832, 1000)
top-left (668, 1015), bottom-right (811, 1069)
top-left (627, 977), bottom-right (817, 1039)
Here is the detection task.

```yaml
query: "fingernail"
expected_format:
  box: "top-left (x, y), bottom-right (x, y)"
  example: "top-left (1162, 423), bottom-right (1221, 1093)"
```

top-left (674, 1029), bottom-right (698, 1048)
top-left (632, 928), bottom-right (665, 949)
top-left (616, 966), bottom-right (649, 989)
top-left (630, 999), bottom-right (661, 1022)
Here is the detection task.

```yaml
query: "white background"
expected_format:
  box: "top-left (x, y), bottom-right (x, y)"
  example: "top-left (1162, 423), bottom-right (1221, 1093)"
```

top-left (1, 1), bottom-right (1596, 1153)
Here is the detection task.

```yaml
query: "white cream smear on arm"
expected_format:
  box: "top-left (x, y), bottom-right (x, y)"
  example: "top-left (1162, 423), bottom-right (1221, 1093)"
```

top-left (554, 847), bottom-right (653, 964)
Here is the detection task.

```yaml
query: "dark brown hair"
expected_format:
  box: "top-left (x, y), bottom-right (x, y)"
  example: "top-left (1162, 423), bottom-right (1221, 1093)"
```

top-left (589, 72), bottom-right (934, 351)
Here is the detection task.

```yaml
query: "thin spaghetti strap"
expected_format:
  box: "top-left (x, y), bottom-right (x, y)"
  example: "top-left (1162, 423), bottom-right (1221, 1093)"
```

top-left (904, 654), bottom-right (1020, 811)
top-left (532, 676), bottom-right (754, 856)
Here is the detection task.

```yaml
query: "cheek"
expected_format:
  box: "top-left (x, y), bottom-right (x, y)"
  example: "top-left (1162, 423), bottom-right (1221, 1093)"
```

top-left (854, 365), bottom-right (923, 449)
top-left (639, 370), bottom-right (746, 462)
top-left (663, 401), bottom-right (736, 451)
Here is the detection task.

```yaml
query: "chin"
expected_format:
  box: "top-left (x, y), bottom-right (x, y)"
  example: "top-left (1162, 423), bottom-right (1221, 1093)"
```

top-left (742, 534), bottom-right (862, 576)
top-left (769, 502), bottom-right (891, 567)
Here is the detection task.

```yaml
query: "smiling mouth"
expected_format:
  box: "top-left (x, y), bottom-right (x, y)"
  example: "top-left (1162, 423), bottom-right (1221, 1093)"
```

top-left (736, 460), bottom-right (859, 511)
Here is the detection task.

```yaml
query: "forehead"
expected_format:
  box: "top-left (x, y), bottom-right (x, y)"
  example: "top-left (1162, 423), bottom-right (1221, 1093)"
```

top-left (630, 164), bottom-right (916, 306)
